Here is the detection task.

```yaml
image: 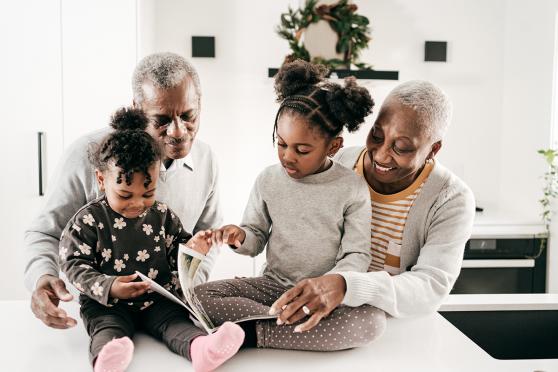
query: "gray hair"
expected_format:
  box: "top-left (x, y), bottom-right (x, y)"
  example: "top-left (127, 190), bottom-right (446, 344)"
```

top-left (386, 80), bottom-right (452, 141)
top-left (132, 52), bottom-right (202, 104)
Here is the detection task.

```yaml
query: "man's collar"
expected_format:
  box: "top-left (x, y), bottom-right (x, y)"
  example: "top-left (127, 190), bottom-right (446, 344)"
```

top-left (160, 152), bottom-right (194, 172)
top-left (182, 152), bottom-right (194, 171)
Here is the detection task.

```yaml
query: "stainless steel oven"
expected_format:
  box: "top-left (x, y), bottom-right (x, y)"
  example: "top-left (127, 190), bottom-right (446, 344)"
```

top-left (450, 237), bottom-right (547, 294)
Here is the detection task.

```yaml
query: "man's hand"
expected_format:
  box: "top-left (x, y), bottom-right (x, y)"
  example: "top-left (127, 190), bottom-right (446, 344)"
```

top-left (186, 230), bottom-right (213, 255)
top-left (109, 274), bottom-right (151, 299)
top-left (212, 225), bottom-right (246, 248)
top-left (31, 274), bottom-right (77, 329)
top-left (269, 274), bottom-right (347, 332)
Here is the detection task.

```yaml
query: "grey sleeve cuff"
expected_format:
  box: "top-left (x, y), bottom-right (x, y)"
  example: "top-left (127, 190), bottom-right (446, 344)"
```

top-left (232, 229), bottom-right (259, 257)
top-left (96, 275), bottom-right (118, 306)
top-left (192, 244), bottom-right (221, 286)
top-left (24, 261), bottom-right (59, 292)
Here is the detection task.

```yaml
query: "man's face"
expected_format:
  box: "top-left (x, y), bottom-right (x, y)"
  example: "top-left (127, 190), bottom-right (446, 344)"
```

top-left (365, 98), bottom-right (439, 191)
top-left (140, 77), bottom-right (200, 162)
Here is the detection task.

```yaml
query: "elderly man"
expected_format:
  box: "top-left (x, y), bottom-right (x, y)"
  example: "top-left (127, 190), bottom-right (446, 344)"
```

top-left (24, 52), bottom-right (221, 333)
top-left (271, 80), bottom-right (475, 330)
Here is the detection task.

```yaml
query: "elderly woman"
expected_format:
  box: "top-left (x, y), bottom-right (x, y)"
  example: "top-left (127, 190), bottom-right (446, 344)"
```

top-left (271, 80), bottom-right (475, 331)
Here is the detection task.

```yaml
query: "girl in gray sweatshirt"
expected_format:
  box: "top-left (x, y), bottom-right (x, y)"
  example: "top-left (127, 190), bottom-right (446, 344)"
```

top-left (195, 60), bottom-right (386, 352)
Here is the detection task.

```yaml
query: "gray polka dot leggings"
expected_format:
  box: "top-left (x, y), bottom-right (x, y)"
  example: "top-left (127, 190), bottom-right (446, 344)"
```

top-left (194, 276), bottom-right (386, 351)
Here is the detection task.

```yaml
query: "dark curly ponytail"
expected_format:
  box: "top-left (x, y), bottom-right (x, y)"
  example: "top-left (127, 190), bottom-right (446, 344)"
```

top-left (273, 59), bottom-right (375, 142)
top-left (89, 107), bottom-right (162, 187)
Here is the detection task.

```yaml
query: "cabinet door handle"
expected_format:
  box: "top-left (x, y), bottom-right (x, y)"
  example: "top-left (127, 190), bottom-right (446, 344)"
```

top-left (461, 259), bottom-right (535, 268)
top-left (38, 131), bottom-right (44, 196)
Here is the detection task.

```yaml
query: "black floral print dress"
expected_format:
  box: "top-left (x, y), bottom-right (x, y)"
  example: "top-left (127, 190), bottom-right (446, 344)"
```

top-left (59, 196), bottom-right (192, 310)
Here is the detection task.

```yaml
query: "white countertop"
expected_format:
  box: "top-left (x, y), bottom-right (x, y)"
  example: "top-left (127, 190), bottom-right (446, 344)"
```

top-left (441, 293), bottom-right (558, 311)
top-left (471, 208), bottom-right (547, 239)
top-left (2, 300), bottom-right (557, 372)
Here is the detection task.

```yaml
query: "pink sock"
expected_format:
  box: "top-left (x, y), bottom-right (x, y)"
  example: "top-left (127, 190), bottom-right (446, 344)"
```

top-left (190, 322), bottom-right (245, 372)
top-left (94, 336), bottom-right (134, 372)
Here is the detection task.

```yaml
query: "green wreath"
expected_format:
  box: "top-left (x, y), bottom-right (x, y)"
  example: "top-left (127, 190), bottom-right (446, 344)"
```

top-left (276, 0), bottom-right (372, 70)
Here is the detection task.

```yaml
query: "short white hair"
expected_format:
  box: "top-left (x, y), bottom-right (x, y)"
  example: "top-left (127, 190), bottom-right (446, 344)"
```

top-left (386, 80), bottom-right (452, 141)
top-left (132, 52), bottom-right (201, 104)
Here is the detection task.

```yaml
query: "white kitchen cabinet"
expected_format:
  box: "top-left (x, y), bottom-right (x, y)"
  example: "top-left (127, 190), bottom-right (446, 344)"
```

top-left (0, 0), bottom-right (137, 300)
top-left (0, 0), bottom-right (64, 301)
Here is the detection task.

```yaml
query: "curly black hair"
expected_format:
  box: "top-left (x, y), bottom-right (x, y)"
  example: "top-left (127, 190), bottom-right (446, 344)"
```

top-left (89, 107), bottom-right (162, 188)
top-left (273, 59), bottom-right (375, 142)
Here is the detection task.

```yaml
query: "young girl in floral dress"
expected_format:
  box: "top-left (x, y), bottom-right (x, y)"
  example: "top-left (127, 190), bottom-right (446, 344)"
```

top-left (59, 107), bottom-right (243, 372)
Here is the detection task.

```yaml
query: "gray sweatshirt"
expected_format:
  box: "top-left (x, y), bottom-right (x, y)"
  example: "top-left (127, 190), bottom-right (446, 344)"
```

top-left (335, 146), bottom-right (475, 318)
top-left (234, 161), bottom-right (372, 287)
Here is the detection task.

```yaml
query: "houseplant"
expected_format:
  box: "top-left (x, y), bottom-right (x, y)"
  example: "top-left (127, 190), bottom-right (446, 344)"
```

top-left (535, 148), bottom-right (558, 257)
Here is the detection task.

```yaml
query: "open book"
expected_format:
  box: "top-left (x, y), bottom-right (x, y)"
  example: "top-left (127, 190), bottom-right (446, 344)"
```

top-left (137, 244), bottom-right (276, 334)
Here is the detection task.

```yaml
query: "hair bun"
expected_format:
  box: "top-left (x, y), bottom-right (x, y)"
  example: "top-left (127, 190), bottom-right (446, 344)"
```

top-left (274, 59), bottom-right (328, 101)
top-left (325, 77), bottom-right (375, 132)
top-left (110, 107), bottom-right (149, 131)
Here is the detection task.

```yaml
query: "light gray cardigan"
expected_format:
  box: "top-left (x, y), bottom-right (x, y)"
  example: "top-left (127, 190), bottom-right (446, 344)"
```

top-left (335, 146), bottom-right (475, 318)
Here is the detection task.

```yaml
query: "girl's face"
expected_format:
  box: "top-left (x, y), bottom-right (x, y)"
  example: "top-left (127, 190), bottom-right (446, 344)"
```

top-left (276, 112), bottom-right (342, 179)
top-left (96, 162), bottom-right (160, 219)
top-left (364, 98), bottom-right (441, 193)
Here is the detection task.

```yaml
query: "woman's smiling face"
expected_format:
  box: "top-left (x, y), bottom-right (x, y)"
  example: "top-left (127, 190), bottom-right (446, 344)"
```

top-left (364, 98), bottom-right (441, 194)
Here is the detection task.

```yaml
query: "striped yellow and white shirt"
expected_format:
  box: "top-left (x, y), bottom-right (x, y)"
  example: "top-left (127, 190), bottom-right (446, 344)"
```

top-left (355, 150), bottom-right (433, 275)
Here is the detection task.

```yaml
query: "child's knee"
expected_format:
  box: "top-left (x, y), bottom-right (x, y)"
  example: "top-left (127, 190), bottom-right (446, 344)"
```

top-left (193, 282), bottom-right (211, 300)
top-left (193, 279), bottom-right (241, 299)
top-left (359, 305), bottom-right (386, 344)
top-left (339, 305), bottom-right (386, 349)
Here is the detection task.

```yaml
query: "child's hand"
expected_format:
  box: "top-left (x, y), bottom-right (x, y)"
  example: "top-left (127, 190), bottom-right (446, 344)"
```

top-left (109, 274), bottom-right (150, 299)
top-left (213, 225), bottom-right (246, 248)
top-left (186, 230), bottom-right (213, 255)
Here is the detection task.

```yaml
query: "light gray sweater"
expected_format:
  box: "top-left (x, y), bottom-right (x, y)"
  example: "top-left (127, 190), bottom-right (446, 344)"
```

top-left (235, 162), bottom-right (372, 288)
top-left (335, 146), bottom-right (475, 318)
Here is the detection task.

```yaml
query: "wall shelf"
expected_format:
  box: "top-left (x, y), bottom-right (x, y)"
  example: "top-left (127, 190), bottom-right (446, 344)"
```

top-left (268, 68), bottom-right (399, 80)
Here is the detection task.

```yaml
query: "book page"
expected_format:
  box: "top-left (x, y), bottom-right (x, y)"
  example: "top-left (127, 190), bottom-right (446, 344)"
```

top-left (139, 245), bottom-right (278, 334)
top-left (177, 244), bottom-right (216, 333)
top-left (177, 244), bottom-right (205, 291)
top-left (135, 271), bottom-right (197, 315)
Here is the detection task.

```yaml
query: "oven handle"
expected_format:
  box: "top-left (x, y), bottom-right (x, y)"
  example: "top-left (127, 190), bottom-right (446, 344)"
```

top-left (461, 259), bottom-right (535, 268)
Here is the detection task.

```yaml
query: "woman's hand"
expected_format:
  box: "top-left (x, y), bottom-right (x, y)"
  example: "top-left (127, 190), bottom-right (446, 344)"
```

top-left (212, 225), bottom-right (246, 248)
top-left (269, 274), bottom-right (347, 332)
top-left (109, 274), bottom-right (151, 299)
top-left (186, 230), bottom-right (214, 255)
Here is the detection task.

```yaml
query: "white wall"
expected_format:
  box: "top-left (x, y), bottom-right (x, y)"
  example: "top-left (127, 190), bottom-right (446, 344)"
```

top-left (61, 0), bottom-right (138, 145)
top-left (4, 0), bottom-right (558, 299)
top-left (137, 0), bottom-right (558, 286)
top-left (356, 0), bottom-right (508, 210)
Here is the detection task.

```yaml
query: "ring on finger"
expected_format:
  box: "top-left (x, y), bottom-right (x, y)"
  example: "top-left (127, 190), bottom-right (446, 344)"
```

top-left (302, 305), bottom-right (311, 315)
